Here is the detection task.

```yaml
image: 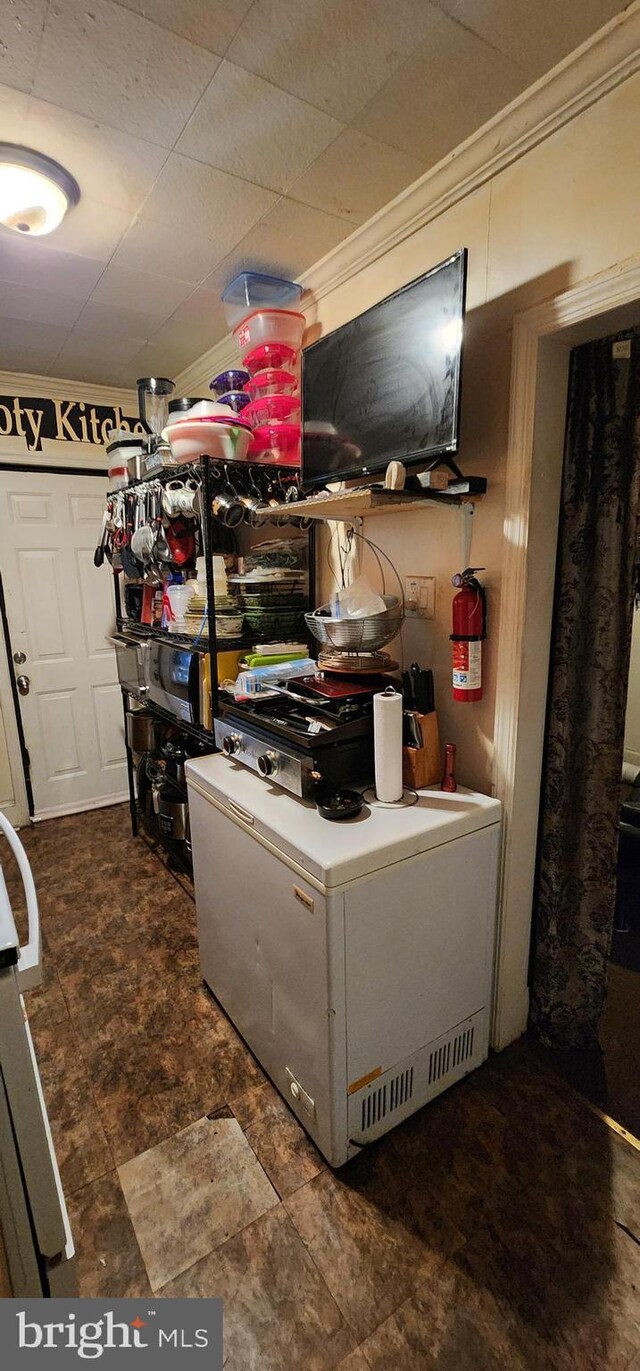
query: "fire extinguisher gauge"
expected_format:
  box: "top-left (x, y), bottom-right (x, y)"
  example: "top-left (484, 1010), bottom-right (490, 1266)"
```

top-left (451, 567), bottom-right (485, 588)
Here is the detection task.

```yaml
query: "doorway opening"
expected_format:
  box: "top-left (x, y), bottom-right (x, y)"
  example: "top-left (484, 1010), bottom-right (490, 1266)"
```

top-left (525, 324), bottom-right (640, 1138)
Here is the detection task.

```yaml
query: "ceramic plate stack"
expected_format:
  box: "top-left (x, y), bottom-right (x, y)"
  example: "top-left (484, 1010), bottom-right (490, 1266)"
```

top-left (229, 536), bottom-right (308, 640)
top-left (220, 273), bottom-right (304, 468)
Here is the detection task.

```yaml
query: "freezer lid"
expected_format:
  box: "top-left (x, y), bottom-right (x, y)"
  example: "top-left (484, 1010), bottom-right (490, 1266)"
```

top-left (186, 756), bottom-right (502, 888)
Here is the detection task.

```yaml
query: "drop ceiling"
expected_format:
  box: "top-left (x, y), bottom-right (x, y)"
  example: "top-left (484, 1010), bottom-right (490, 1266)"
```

top-left (0, 0), bottom-right (626, 387)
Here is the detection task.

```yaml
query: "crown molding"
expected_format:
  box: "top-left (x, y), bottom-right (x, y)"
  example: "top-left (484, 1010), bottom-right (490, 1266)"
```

top-left (0, 369), bottom-right (137, 408)
top-left (176, 1), bottom-right (640, 395)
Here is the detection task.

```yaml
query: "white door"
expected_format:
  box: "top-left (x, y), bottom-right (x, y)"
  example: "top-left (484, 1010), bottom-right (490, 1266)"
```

top-left (0, 471), bottom-right (127, 820)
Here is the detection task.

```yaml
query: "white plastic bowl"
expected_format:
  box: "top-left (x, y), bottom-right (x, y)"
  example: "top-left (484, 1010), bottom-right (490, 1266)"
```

top-left (233, 309), bottom-right (305, 365)
top-left (163, 419), bottom-right (252, 464)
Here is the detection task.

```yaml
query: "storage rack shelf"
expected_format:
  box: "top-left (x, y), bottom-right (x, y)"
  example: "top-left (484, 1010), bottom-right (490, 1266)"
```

top-left (110, 452), bottom-right (315, 872)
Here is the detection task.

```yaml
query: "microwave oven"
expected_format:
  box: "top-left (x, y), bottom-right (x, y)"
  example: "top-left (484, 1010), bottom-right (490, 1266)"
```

top-left (146, 639), bottom-right (206, 727)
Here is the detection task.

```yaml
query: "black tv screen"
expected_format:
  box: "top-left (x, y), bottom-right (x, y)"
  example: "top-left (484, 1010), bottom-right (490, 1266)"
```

top-left (302, 248), bottom-right (467, 489)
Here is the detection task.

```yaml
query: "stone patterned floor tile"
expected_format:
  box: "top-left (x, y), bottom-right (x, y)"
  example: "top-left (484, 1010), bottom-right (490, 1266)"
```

top-left (359, 1252), bottom-right (557, 1371)
top-left (67, 1171), bottom-right (152, 1298)
top-left (231, 1079), bottom-right (324, 1198)
top-left (119, 1115), bottom-right (279, 1292)
top-left (335, 1351), bottom-right (372, 1371)
top-left (285, 1150), bottom-right (464, 1342)
top-left (30, 1013), bottom-right (113, 1196)
top-left (160, 1206), bottom-right (355, 1371)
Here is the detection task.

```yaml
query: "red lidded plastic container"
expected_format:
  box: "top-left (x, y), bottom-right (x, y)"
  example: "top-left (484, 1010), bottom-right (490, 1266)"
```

top-left (243, 394), bottom-right (300, 428)
top-left (249, 422), bottom-right (301, 467)
top-left (245, 368), bottom-right (298, 398)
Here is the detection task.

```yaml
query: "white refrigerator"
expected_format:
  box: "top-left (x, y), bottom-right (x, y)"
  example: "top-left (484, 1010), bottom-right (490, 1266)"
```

top-left (187, 756), bottom-right (502, 1167)
top-left (0, 815), bottom-right (75, 1296)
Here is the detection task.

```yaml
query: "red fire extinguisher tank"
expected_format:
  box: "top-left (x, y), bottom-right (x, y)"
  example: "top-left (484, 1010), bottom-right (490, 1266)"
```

top-left (451, 569), bottom-right (486, 702)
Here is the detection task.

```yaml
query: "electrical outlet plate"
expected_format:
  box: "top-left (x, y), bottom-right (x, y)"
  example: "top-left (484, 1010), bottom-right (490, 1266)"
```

top-left (405, 575), bottom-right (436, 619)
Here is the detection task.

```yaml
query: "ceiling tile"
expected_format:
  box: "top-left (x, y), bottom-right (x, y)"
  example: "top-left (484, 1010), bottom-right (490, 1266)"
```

top-left (164, 286), bottom-right (228, 332)
top-left (0, 317), bottom-right (73, 356)
top-left (0, 0), bottom-right (47, 94)
top-left (114, 0), bottom-right (254, 54)
top-left (0, 81), bottom-right (30, 129)
top-left (0, 234), bottom-right (105, 297)
top-left (55, 328), bottom-right (147, 367)
top-left (352, 10), bottom-right (529, 164)
top-left (206, 197), bottom-right (352, 290)
top-left (90, 264), bottom-right (194, 317)
top-left (287, 130), bottom-right (426, 224)
top-left (40, 198), bottom-right (131, 262)
top-left (176, 60), bottom-right (343, 193)
top-left (227, 0), bottom-right (440, 122)
top-left (112, 154), bottom-right (278, 280)
top-left (32, 0), bottom-right (221, 146)
top-left (126, 337), bottom-right (202, 379)
top-left (0, 344), bottom-right (66, 375)
top-left (0, 82), bottom-right (167, 216)
top-left (49, 357), bottom-right (129, 386)
top-left (0, 278), bottom-right (84, 328)
top-left (148, 313), bottom-right (223, 358)
top-left (73, 299), bottom-right (162, 339)
top-left (445, 0), bottom-right (625, 79)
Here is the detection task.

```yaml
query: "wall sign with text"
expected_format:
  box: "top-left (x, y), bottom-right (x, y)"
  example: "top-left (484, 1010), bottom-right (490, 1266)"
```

top-left (0, 395), bottom-right (146, 453)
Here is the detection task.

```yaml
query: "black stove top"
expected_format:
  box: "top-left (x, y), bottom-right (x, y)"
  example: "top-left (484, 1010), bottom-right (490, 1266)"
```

top-left (220, 673), bottom-right (380, 751)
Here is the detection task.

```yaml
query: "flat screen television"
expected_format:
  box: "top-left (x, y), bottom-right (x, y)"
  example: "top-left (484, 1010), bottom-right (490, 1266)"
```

top-left (302, 248), bottom-right (467, 489)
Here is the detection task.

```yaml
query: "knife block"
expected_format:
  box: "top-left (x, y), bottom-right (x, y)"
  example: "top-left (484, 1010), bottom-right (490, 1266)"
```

top-left (403, 711), bottom-right (441, 789)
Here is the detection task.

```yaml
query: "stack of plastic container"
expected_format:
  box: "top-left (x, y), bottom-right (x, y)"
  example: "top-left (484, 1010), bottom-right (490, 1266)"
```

top-left (219, 272), bottom-right (304, 467)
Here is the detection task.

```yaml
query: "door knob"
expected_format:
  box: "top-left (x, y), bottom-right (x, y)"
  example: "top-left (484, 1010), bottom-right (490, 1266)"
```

top-left (13, 652), bottom-right (26, 665)
top-left (16, 675), bottom-right (30, 696)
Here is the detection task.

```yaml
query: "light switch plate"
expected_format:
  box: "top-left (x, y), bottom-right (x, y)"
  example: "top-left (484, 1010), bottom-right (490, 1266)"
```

top-left (405, 576), bottom-right (436, 619)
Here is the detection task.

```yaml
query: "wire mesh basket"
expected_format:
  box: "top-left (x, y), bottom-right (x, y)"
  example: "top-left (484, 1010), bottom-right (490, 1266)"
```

top-left (305, 595), bottom-right (403, 653)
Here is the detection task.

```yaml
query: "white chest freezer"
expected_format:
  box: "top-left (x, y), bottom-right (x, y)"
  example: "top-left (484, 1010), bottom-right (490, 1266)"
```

top-left (187, 757), bottom-right (502, 1167)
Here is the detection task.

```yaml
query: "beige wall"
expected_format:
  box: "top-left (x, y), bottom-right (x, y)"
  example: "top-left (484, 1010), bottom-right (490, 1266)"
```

top-left (625, 610), bottom-right (640, 769)
top-left (309, 70), bottom-right (640, 794)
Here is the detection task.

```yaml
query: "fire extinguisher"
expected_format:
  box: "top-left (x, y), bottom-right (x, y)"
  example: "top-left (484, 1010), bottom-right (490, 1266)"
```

top-left (450, 568), bottom-right (487, 702)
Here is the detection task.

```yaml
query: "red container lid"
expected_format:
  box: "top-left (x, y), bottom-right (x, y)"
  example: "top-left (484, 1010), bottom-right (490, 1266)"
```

top-left (244, 342), bottom-right (298, 373)
top-left (245, 368), bottom-right (298, 398)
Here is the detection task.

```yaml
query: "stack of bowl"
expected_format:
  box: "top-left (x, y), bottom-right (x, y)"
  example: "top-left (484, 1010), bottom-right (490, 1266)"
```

top-left (220, 272), bottom-right (304, 467)
top-left (162, 398), bottom-right (253, 464)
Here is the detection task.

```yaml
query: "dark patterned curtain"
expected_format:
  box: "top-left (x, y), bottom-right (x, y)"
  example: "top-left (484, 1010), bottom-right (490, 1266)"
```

top-left (529, 330), bottom-right (640, 1048)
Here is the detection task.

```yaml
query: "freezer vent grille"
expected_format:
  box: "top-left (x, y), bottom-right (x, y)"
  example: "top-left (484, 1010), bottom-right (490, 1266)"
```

top-left (428, 1024), bottom-right (475, 1086)
top-left (360, 1067), bottom-right (414, 1133)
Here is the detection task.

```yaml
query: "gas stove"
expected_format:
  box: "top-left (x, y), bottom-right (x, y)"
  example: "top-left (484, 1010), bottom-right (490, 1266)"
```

top-left (214, 672), bottom-right (389, 797)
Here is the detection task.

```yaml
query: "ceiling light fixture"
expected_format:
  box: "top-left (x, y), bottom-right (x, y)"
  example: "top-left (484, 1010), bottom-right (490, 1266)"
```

top-left (0, 144), bottom-right (80, 237)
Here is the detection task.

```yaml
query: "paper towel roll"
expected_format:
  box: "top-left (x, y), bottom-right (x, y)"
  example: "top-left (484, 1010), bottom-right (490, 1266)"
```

top-left (374, 687), bottom-right (403, 802)
top-left (622, 761), bottom-right (640, 787)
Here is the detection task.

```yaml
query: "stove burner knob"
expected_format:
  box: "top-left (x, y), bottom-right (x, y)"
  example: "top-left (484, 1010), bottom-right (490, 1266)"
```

top-left (222, 733), bottom-right (242, 757)
top-left (257, 751), bottom-right (279, 778)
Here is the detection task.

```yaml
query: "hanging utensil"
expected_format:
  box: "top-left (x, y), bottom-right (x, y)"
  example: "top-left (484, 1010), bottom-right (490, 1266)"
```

top-left (93, 506), bottom-right (109, 568)
top-left (120, 489), bottom-right (141, 579)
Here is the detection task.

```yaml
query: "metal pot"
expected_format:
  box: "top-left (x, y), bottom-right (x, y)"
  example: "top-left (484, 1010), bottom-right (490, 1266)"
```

top-left (157, 796), bottom-right (189, 842)
top-left (126, 708), bottom-right (159, 753)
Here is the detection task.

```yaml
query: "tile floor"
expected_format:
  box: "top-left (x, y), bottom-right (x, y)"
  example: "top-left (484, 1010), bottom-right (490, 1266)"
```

top-left (4, 805), bottom-right (640, 1369)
